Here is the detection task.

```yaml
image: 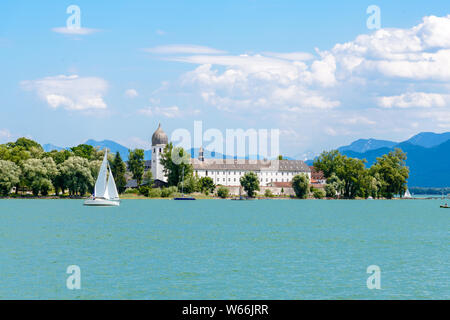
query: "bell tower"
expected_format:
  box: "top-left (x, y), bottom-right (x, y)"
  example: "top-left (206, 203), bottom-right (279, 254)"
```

top-left (151, 123), bottom-right (168, 182)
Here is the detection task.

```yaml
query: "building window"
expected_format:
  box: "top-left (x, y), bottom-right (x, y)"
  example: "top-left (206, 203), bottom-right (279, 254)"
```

top-left (159, 148), bottom-right (162, 153)
top-left (206, 170), bottom-right (208, 176)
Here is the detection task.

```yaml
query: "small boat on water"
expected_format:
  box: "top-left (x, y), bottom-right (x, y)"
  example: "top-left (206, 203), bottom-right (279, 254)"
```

top-left (403, 189), bottom-right (412, 199)
top-left (84, 150), bottom-right (120, 207)
top-left (174, 167), bottom-right (196, 200)
top-left (440, 204), bottom-right (450, 209)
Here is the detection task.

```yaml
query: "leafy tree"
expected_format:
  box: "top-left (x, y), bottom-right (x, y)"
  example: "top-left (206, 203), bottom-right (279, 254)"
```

top-left (313, 150), bottom-right (344, 179)
top-left (199, 176), bottom-right (215, 195)
top-left (370, 149), bottom-right (409, 199)
top-left (0, 160), bottom-right (21, 196)
top-left (58, 156), bottom-right (94, 196)
top-left (22, 157), bottom-right (58, 196)
top-left (161, 186), bottom-right (178, 198)
top-left (326, 174), bottom-right (344, 197)
top-left (335, 157), bottom-right (367, 199)
top-left (71, 144), bottom-right (97, 160)
top-left (10, 137), bottom-right (43, 152)
top-left (324, 184), bottom-right (337, 198)
top-left (313, 188), bottom-right (326, 199)
top-left (142, 170), bottom-right (154, 187)
top-left (217, 186), bottom-right (229, 199)
top-left (178, 175), bottom-right (199, 194)
top-left (278, 155), bottom-right (283, 160)
top-left (128, 149), bottom-right (145, 186)
top-left (111, 152), bottom-right (127, 193)
top-left (240, 172), bottom-right (260, 198)
top-left (292, 174), bottom-right (309, 199)
top-left (264, 189), bottom-right (274, 198)
top-left (160, 143), bottom-right (193, 186)
top-left (46, 149), bottom-right (72, 165)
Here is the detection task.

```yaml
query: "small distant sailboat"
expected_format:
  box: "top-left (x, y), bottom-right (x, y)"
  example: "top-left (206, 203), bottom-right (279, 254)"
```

top-left (403, 189), bottom-right (412, 199)
top-left (84, 150), bottom-right (120, 206)
top-left (174, 166), bottom-right (195, 200)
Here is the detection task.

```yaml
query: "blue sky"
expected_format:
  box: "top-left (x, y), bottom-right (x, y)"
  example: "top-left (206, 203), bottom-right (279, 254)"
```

top-left (1, 0), bottom-right (450, 158)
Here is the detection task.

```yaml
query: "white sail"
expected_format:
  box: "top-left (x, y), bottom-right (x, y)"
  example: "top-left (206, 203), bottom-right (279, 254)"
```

top-left (404, 189), bottom-right (412, 198)
top-left (107, 167), bottom-right (119, 200)
top-left (94, 151), bottom-right (108, 198)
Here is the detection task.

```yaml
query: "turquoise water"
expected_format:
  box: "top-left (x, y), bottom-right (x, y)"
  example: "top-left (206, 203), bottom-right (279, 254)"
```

top-left (0, 199), bottom-right (448, 299)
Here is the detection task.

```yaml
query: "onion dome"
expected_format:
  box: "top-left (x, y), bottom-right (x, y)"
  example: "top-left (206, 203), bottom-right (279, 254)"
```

top-left (151, 123), bottom-right (168, 146)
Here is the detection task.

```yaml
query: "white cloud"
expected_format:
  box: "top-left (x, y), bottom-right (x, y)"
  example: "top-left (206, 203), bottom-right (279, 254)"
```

top-left (125, 89), bottom-right (138, 98)
top-left (52, 27), bottom-right (100, 35)
top-left (144, 44), bottom-right (226, 55)
top-left (21, 75), bottom-right (108, 111)
top-left (138, 106), bottom-right (182, 118)
top-left (263, 52), bottom-right (315, 61)
top-left (378, 92), bottom-right (449, 108)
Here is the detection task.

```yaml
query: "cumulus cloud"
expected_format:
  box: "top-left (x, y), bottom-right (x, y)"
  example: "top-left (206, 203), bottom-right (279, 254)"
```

top-left (378, 92), bottom-right (450, 108)
top-left (138, 106), bottom-right (182, 118)
top-left (21, 75), bottom-right (108, 111)
top-left (153, 15), bottom-right (450, 117)
top-left (125, 89), bottom-right (138, 98)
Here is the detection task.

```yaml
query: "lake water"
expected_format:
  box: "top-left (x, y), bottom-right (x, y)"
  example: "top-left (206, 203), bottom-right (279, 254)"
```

top-left (0, 199), bottom-right (448, 299)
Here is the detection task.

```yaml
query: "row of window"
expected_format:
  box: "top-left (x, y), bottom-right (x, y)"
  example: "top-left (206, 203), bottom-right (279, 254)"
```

top-left (198, 170), bottom-right (303, 176)
top-left (212, 177), bottom-right (292, 183)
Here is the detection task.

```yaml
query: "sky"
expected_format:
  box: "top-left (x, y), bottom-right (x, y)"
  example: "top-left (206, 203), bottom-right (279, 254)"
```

top-left (1, 0), bottom-right (450, 158)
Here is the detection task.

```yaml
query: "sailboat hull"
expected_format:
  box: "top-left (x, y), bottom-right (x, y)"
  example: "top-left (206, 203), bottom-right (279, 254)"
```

top-left (83, 199), bottom-right (120, 206)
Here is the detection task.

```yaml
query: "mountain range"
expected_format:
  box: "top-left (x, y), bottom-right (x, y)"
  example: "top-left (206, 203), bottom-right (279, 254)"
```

top-left (42, 131), bottom-right (450, 187)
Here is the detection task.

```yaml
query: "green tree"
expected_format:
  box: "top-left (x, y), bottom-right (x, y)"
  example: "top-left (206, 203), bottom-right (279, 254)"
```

top-left (128, 149), bottom-right (145, 186)
top-left (370, 148), bottom-right (409, 199)
top-left (46, 149), bottom-right (72, 165)
top-left (111, 152), bottom-right (127, 193)
top-left (313, 188), bottom-right (326, 199)
top-left (292, 174), bottom-right (309, 199)
top-left (178, 175), bottom-right (199, 194)
top-left (160, 142), bottom-right (193, 186)
top-left (217, 186), bottom-right (229, 199)
top-left (326, 174), bottom-right (344, 197)
top-left (0, 160), bottom-right (21, 196)
top-left (313, 150), bottom-right (344, 179)
top-left (335, 157), bottom-right (367, 199)
top-left (264, 189), bottom-right (274, 198)
top-left (58, 157), bottom-right (94, 196)
top-left (71, 144), bottom-right (97, 160)
top-left (199, 176), bottom-right (215, 195)
top-left (9, 137), bottom-right (43, 152)
top-left (22, 157), bottom-right (58, 196)
top-left (142, 170), bottom-right (154, 187)
top-left (324, 184), bottom-right (337, 198)
top-left (240, 172), bottom-right (260, 198)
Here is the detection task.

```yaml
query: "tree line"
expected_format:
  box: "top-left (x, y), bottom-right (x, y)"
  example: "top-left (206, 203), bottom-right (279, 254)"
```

top-left (0, 137), bottom-right (130, 197)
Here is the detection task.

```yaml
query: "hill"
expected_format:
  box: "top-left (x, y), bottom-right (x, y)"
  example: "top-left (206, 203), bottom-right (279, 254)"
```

top-left (342, 140), bottom-right (450, 187)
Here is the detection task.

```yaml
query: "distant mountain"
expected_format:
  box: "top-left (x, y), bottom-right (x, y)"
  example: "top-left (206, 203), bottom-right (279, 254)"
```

top-left (42, 143), bottom-right (65, 152)
top-left (84, 139), bottom-right (130, 159)
top-left (341, 140), bottom-right (450, 188)
top-left (338, 138), bottom-right (398, 153)
top-left (405, 132), bottom-right (450, 148)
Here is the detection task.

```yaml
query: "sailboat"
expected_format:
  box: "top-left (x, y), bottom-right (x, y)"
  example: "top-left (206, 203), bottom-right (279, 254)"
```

top-left (173, 166), bottom-right (196, 200)
top-left (403, 189), bottom-right (412, 199)
top-left (84, 149), bottom-right (120, 206)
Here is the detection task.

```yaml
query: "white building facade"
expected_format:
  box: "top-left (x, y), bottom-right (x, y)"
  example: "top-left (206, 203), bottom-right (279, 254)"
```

top-left (149, 124), bottom-right (311, 186)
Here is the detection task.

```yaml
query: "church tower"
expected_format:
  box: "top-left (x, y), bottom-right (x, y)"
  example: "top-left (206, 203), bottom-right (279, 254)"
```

top-left (151, 123), bottom-right (168, 182)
